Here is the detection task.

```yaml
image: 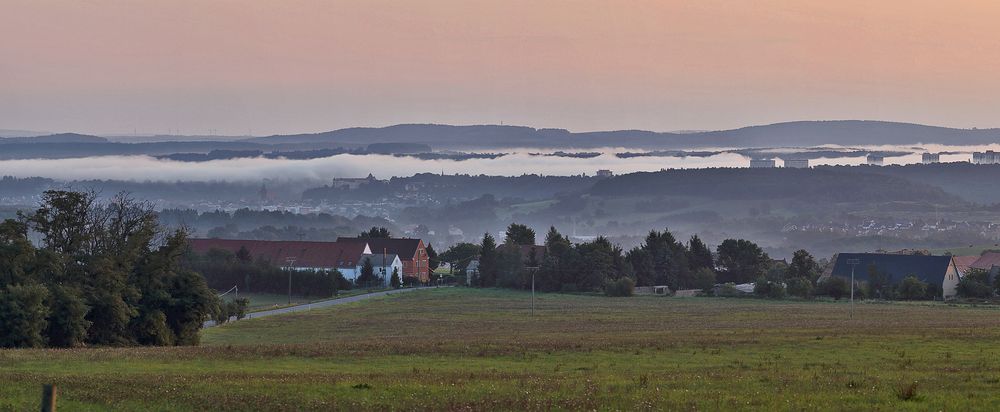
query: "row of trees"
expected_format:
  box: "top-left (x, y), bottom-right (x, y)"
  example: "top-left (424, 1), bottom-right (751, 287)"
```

top-left (456, 224), bottom-right (785, 294)
top-left (0, 191), bottom-right (219, 348)
top-left (444, 223), bottom-right (864, 300)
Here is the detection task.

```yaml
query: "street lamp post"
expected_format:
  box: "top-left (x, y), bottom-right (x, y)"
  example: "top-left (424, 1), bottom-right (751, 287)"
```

top-left (846, 258), bottom-right (861, 319)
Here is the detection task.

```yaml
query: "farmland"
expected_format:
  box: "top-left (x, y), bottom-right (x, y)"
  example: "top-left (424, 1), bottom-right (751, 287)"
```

top-left (5, 289), bottom-right (1000, 410)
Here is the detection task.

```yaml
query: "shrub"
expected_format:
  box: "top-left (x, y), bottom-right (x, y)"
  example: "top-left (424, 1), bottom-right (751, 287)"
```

top-left (604, 277), bottom-right (635, 297)
top-left (390, 268), bottom-right (401, 289)
top-left (753, 278), bottom-right (786, 299)
top-left (213, 297), bottom-right (249, 324)
top-left (786, 277), bottom-right (814, 299)
top-left (957, 269), bottom-right (993, 299)
top-left (896, 381), bottom-right (920, 401)
top-left (715, 283), bottom-right (742, 297)
top-left (816, 277), bottom-right (849, 300)
top-left (691, 268), bottom-right (717, 293)
top-left (898, 276), bottom-right (928, 300)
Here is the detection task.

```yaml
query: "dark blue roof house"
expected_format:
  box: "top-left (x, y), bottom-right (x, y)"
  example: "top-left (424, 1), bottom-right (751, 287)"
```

top-left (829, 253), bottom-right (960, 299)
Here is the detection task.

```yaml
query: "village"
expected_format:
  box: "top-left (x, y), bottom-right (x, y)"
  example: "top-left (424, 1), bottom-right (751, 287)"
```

top-left (188, 225), bottom-right (1000, 302)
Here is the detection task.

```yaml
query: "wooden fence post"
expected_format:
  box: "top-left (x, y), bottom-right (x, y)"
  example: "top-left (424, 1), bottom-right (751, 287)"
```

top-left (41, 384), bottom-right (57, 412)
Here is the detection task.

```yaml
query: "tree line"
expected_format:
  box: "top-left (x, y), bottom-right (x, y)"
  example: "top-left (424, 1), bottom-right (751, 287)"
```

top-left (447, 223), bottom-right (847, 299)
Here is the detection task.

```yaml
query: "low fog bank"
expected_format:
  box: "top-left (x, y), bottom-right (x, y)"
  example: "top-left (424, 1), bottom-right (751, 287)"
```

top-left (0, 153), bottom-right (750, 182)
top-left (0, 142), bottom-right (996, 182)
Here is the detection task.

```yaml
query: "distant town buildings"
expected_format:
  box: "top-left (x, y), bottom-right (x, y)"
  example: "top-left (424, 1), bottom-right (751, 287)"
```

top-left (330, 174), bottom-right (380, 190)
top-left (749, 158), bottom-right (776, 168)
top-left (783, 159), bottom-right (809, 169)
top-left (866, 154), bottom-right (884, 166)
top-left (596, 169), bottom-right (614, 177)
top-left (973, 151), bottom-right (1000, 165)
top-left (921, 153), bottom-right (940, 164)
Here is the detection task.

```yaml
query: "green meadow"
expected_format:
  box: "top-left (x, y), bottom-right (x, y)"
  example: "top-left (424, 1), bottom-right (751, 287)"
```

top-left (5, 288), bottom-right (1000, 410)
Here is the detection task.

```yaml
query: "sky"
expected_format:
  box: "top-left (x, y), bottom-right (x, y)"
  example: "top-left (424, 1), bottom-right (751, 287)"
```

top-left (3, 0), bottom-right (1000, 136)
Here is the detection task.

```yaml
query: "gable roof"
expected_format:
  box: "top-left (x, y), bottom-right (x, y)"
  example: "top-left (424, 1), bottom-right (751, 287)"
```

top-left (359, 253), bottom-right (400, 267)
top-left (971, 252), bottom-right (1000, 271)
top-left (337, 237), bottom-right (423, 259)
top-left (188, 238), bottom-right (368, 269)
top-left (952, 255), bottom-right (980, 274)
top-left (830, 253), bottom-right (953, 285)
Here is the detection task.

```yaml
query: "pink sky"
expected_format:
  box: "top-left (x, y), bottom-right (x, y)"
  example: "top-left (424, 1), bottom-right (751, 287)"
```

top-left (3, 0), bottom-right (1000, 135)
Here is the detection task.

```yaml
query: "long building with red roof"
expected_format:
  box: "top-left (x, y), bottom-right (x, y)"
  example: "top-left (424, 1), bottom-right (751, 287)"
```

top-left (188, 238), bottom-right (371, 279)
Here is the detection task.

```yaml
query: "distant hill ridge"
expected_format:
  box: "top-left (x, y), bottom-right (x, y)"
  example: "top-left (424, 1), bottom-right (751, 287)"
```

top-left (6, 120), bottom-right (1000, 149)
top-left (246, 120), bottom-right (1000, 149)
top-left (0, 133), bottom-right (108, 144)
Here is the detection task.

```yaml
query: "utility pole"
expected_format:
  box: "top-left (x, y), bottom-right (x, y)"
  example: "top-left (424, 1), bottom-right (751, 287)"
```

top-left (285, 257), bottom-right (297, 305)
top-left (526, 267), bottom-right (539, 316)
top-left (846, 258), bottom-right (861, 319)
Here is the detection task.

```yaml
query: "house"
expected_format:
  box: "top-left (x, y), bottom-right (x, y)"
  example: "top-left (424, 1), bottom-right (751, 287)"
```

top-left (356, 253), bottom-right (403, 286)
top-left (188, 238), bottom-right (370, 278)
top-left (866, 154), bottom-right (884, 166)
top-left (952, 255), bottom-right (980, 276)
top-left (749, 158), bottom-right (775, 168)
top-left (337, 237), bottom-right (429, 282)
top-left (828, 253), bottom-right (960, 299)
top-left (922, 153), bottom-right (940, 164)
top-left (596, 169), bottom-right (614, 178)
top-left (967, 252), bottom-right (1000, 280)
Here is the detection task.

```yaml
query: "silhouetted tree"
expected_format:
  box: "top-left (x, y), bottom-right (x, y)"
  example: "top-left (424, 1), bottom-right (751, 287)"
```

top-left (390, 267), bottom-right (401, 289)
top-left (504, 223), bottom-right (536, 245)
top-left (478, 233), bottom-right (498, 287)
top-left (359, 227), bottom-right (391, 238)
top-left (426, 243), bottom-right (440, 271)
top-left (358, 258), bottom-right (377, 287)
top-left (687, 235), bottom-right (714, 272)
top-left (715, 239), bottom-right (770, 284)
top-left (786, 249), bottom-right (820, 283)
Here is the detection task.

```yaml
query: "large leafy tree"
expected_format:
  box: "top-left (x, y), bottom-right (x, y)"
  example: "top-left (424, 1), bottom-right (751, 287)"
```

top-left (0, 190), bottom-right (219, 348)
top-left (438, 243), bottom-right (481, 272)
top-left (715, 239), bottom-right (770, 284)
top-left (785, 249), bottom-right (821, 283)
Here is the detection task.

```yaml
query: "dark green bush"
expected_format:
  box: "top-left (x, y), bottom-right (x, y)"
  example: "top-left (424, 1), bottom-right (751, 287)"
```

top-left (604, 277), bottom-right (635, 297)
top-left (786, 277), bottom-right (814, 299)
top-left (898, 276), bottom-right (928, 300)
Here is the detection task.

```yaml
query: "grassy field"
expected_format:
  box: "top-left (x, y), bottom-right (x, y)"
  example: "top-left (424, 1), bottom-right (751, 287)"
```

top-left (6, 289), bottom-right (1000, 410)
